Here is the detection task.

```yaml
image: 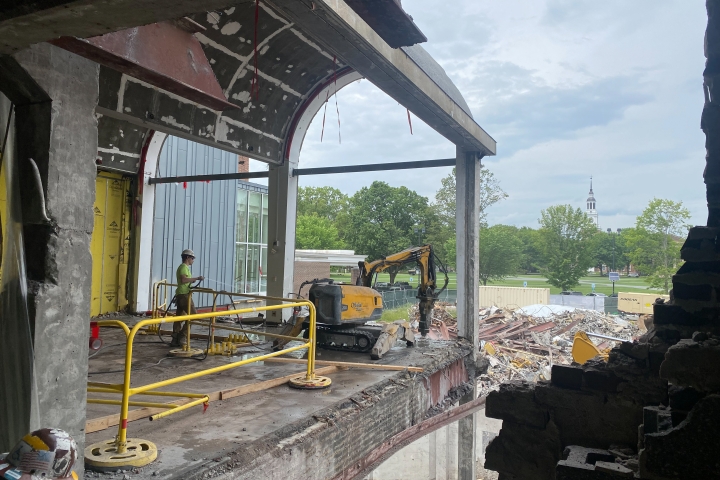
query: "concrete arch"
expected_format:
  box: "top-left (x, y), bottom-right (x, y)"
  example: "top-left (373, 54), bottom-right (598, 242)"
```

top-left (95, 2), bottom-right (351, 173)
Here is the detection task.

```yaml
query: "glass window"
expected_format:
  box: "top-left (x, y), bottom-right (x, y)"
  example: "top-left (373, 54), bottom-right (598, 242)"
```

top-left (247, 245), bottom-right (261, 293)
top-left (261, 194), bottom-right (268, 244)
top-left (235, 244), bottom-right (246, 293)
top-left (248, 192), bottom-right (262, 244)
top-left (237, 190), bottom-right (248, 243)
top-left (260, 246), bottom-right (267, 293)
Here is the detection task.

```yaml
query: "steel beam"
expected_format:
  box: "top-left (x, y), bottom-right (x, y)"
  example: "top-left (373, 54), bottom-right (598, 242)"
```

top-left (292, 158), bottom-right (455, 176)
top-left (148, 171), bottom-right (270, 184)
top-left (148, 158), bottom-right (456, 184)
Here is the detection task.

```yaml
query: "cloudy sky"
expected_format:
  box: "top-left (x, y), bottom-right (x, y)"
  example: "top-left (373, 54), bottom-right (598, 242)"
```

top-left (264, 1), bottom-right (709, 229)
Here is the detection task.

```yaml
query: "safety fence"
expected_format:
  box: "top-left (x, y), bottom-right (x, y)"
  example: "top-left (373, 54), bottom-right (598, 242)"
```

top-left (549, 294), bottom-right (620, 314)
top-left (85, 282), bottom-right (329, 470)
top-left (380, 289), bottom-right (458, 310)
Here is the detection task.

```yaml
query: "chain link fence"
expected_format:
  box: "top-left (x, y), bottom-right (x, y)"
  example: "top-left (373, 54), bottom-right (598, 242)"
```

top-left (380, 289), bottom-right (458, 310)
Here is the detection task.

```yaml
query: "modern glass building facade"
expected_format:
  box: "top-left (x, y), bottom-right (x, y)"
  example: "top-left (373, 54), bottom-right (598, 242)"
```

top-left (235, 181), bottom-right (268, 294)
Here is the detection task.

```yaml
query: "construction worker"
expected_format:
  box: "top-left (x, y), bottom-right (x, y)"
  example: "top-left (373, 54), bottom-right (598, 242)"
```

top-left (171, 249), bottom-right (204, 347)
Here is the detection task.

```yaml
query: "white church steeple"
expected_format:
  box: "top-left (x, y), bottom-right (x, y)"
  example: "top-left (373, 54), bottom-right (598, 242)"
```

top-left (586, 176), bottom-right (599, 227)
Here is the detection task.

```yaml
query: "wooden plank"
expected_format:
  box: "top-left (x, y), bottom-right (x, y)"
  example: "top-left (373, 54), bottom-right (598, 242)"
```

top-left (85, 366), bottom-right (339, 433)
top-left (220, 366), bottom-right (340, 400)
top-left (263, 357), bottom-right (424, 373)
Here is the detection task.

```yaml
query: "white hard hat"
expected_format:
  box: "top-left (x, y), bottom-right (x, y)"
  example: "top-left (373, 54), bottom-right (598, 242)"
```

top-left (181, 249), bottom-right (195, 257)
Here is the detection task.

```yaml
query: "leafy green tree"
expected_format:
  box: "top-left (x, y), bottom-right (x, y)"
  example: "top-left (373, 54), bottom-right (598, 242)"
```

top-left (625, 199), bottom-right (691, 293)
top-left (590, 231), bottom-right (614, 276)
top-left (429, 166), bottom-right (507, 265)
top-left (346, 181), bottom-right (431, 261)
top-left (295, 214), bottom-right (345, 250)
top-left (297, 186), bottom-right (349, 222)
top-left (517, 226), bottom-right (544, 273)
top-left (432, 167), bottom-right (508, 229)
top-left (538, 205), bottom-right (598, 291)
top-left (478, 225), bottom-right (524, 285)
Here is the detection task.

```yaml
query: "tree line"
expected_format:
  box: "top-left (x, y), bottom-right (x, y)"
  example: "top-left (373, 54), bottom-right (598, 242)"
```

top-left (296, 171), bottom-right (691, 294)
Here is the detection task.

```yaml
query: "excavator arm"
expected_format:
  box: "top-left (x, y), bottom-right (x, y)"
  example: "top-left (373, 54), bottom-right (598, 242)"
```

top-left (357, 244), bottom-right (448, 336)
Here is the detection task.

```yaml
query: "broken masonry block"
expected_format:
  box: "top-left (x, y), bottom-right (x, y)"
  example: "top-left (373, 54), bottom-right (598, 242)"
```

top-left (642, 406), bottom-right (673, 435)
top-left (485, 380), bottom-right (548, 429)
top-left (668, 384), bottom-right (705, 412)
top-left (551, 364), bottom-right (583, 390)
top-left (639, 395), bottom-right (720, 480)
top-left (672, 282), bottom-right (715, 302)
top-left (556, 446), bottom-right (634, 480)
top-left (660, 337), bottom-right (720, 392)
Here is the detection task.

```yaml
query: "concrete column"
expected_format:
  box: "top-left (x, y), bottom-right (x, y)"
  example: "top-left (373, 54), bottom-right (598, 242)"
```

top-left (446, 422), bottom-right (458, 480)
top-left (455, 147), bottom-right (481, 480)
top-left (10, 44), bottom-right (99, 476)
top-left (267, 157), bottom-right (298, 322)
top-left (429, 430), bottom-right (437, 480)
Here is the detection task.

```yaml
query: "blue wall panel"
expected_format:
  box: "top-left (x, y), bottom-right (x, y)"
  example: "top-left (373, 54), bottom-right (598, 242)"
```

top-left (151, 136), bottom-right (237, 307)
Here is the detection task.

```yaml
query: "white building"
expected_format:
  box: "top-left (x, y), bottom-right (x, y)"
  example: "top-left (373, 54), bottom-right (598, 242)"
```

top-left (586, 177), bottom-right (599, 228)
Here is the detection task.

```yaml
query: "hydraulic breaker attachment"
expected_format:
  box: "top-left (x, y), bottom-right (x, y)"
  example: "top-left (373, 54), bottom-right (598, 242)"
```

top-left (371, 320), bottom-right (415, 360)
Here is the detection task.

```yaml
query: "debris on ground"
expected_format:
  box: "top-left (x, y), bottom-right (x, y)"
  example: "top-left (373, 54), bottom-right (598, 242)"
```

top-left (409, 302), bottom-right (458, 339)
top-left (408, 300), bottom-right (642, 395)
top-left (476, 305), bottom-right (642, 396)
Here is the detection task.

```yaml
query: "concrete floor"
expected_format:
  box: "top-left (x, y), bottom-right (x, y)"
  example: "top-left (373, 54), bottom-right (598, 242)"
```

top-left (84, 320), bottom-right (455, 479)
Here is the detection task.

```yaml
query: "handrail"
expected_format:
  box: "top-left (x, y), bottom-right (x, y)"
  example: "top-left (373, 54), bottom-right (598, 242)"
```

top-left (106, 300), bottom-right (321, 454)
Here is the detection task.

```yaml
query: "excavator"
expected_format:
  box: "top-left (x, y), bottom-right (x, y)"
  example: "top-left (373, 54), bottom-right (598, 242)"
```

top-left (275, 244), bottom-right (449, 359)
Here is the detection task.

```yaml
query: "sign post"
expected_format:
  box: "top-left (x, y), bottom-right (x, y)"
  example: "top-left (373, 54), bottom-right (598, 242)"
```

top-left (609, 272), bottom-right (620, 295)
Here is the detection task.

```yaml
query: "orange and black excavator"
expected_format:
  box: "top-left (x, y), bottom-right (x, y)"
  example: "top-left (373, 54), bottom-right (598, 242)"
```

top-left (276, 244), bottom-right (449, 359)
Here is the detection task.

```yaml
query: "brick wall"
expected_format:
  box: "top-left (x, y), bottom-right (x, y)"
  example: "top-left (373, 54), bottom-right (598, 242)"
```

top-left (183, 344), bottom-right (476, 480)
top-left (293, 261), bottom-right (331, 297)
top-left (237, 155), bottom-right (249, 173)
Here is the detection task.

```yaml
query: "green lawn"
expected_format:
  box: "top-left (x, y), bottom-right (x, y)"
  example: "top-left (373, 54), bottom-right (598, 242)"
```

top-left (487, 274), bottom-right (661, 295)
top-left (330, 272), bottom-right (660, 296)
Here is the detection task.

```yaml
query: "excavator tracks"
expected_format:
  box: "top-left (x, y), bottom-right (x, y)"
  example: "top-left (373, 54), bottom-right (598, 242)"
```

top-left (306, 324), bottom-right (383, 353)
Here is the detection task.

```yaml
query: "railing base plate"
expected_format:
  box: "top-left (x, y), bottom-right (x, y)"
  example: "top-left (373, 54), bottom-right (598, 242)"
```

top-left (167, 347), bottom-right (205, 358)
top-left (85, 438), bottom-right (158, 471)
top-left (288, 375), bottom-right (332, 390)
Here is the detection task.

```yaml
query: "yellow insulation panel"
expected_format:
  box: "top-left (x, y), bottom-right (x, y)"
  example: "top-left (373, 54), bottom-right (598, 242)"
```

top-left (91, 172), bottom-right (131, 316)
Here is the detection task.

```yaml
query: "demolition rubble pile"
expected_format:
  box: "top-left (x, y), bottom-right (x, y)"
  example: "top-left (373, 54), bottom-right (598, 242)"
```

top-left (409, 302), bottom-right (458, 338)
top-left (476, 305), bottom-right (641, 396)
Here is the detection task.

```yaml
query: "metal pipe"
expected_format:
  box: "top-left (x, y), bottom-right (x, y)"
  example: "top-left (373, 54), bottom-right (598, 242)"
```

top-left (148, 396), bottom-right (209, 421)
top-left (130, 341), bottom-right (309, 395)
top-left (586, 332), bottom-right (626, 342)
top-left (292, 158), bottom-right (456, 177)
top-left (96, 319), bottom-right (131, 337)
top-left (114, 301), bottom-right (315, 452)
top-left (88, 399), bottom-right (179, 409)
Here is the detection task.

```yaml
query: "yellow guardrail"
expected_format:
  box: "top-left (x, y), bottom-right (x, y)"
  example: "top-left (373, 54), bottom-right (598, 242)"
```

top-left (85, 285), bottom-right (329, 470)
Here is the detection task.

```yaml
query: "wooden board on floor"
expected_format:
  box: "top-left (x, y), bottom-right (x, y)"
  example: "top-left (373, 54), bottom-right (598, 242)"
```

top-left (85, 365), bottom-right (340, 433)
top-left (264, 357), bottom-right (423, 373)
